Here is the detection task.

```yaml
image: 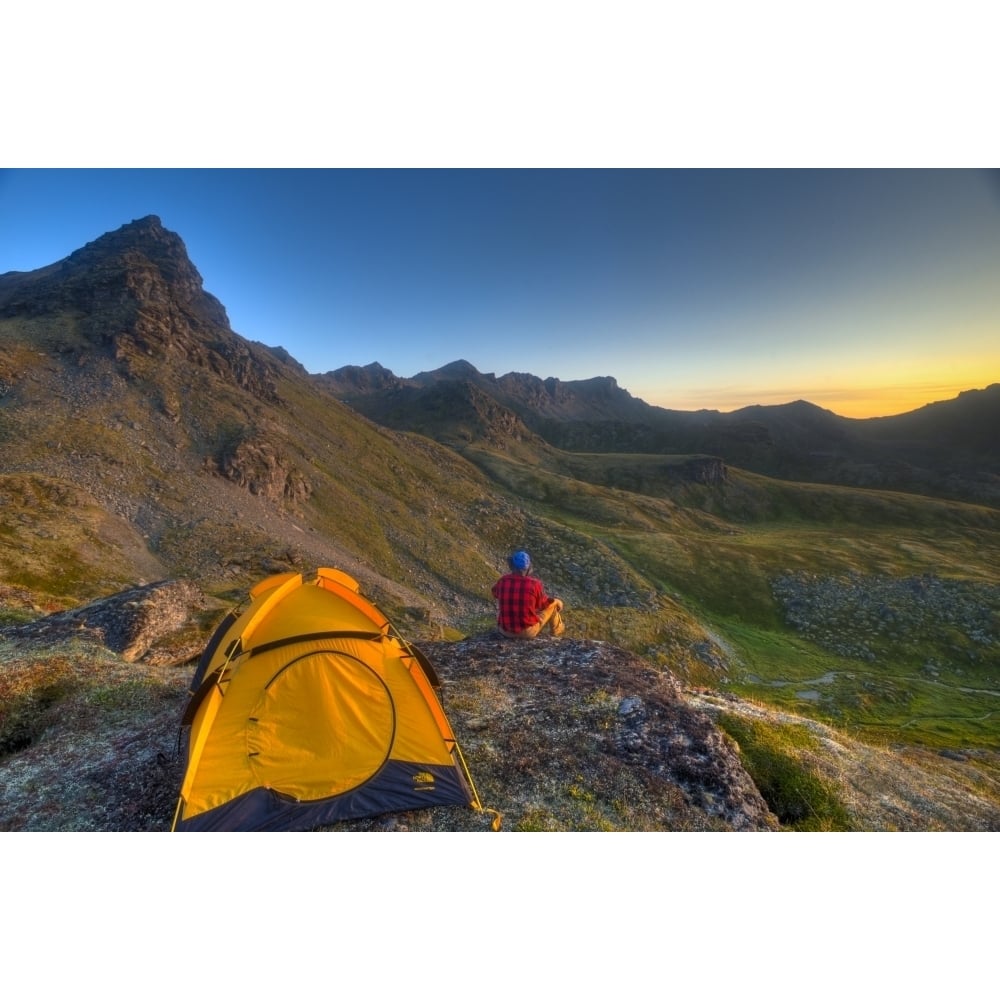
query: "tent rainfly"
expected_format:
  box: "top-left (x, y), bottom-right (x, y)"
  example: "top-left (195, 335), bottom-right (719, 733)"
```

top-left (173, 568), bottom-right (494, 831)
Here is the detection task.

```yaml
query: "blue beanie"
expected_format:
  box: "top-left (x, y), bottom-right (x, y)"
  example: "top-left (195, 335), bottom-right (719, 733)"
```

top-left (510, 550), bottom-right (531, 571)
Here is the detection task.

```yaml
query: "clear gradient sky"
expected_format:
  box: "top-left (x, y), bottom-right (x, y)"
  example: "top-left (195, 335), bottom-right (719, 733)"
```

top-left (2, 168), bottom-right (998, 418)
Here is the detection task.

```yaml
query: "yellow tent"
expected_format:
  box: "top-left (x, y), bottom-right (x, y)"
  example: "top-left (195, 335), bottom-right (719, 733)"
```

top-left (173, 568), bottom-right (487, 831)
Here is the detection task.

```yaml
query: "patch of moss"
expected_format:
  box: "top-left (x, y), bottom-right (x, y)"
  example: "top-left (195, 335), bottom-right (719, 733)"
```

top-left (716, 713), bottom-right (855, 831)
top-left (0, 608), bottom-right (37, 627)
top-left (83, 680), bottom-right (166, 716)
top-left (514, 807), bottom-right (560, 832)
top-left (0, 679), bottom-right (77, 757)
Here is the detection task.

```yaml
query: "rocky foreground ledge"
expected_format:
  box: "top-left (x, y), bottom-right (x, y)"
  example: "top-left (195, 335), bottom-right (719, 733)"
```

top-left (0, 580), bottom-right (776, 832)
top-left (395, 634), bottom-right (776, 832)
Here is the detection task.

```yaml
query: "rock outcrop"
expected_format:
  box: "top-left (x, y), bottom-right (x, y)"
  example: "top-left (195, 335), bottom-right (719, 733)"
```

top-left (413, 633), bottom-right (777, 832)
top-left (213, 433), bottom-right (313, 504)
top-left (0, 579), bottom-right (207, 664)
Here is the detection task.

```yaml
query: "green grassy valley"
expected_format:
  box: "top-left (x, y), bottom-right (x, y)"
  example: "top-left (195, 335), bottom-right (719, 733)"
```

top-left (455, 442), bottom-right (1000, 756)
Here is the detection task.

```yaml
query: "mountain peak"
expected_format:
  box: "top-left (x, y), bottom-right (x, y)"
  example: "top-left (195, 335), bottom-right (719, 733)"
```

top-left (112, 213), bottom-right (165, 234)
top-left (412, 359), bottom-right (490, 384)
top-left (64, 215), bottom-right (199, 284)
top-left (0, 217), bottom-right (289, 399)
top-left (315, 360), bottom-right (403, 394)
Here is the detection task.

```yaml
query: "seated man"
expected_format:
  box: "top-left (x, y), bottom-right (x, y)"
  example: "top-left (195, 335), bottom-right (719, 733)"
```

top-left (492, 550), bottom-right (565, 638)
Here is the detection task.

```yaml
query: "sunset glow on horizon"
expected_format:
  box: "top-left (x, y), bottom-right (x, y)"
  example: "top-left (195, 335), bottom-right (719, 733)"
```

top-left (644, 378), bottom-right (997, 420)
top-left (637, 350), bottom-right (1000, 417)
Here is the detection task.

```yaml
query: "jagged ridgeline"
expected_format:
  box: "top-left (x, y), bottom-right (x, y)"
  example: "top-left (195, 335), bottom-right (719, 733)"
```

top-left (2, 217), bottom-right (1000, 833)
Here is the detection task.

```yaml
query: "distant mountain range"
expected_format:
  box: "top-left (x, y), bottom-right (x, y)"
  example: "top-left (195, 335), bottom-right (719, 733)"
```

top-left (318, 360), bottom-right (1000, 506)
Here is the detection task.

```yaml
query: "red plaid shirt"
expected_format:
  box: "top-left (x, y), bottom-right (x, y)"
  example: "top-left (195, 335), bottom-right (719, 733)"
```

top-left (492, 572), bottom-right (553, 633)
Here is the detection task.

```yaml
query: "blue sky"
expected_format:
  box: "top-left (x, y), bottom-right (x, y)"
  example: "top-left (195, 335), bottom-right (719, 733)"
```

top-left (2, 168), bottom-right (998, 417)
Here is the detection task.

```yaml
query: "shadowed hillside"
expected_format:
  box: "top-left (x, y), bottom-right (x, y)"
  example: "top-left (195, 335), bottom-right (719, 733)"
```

top-left (321, 361), bottom-right (1000, 506)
